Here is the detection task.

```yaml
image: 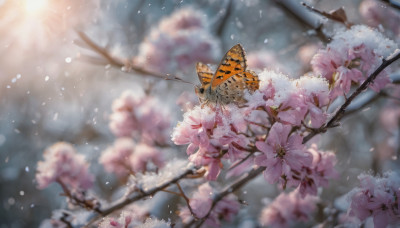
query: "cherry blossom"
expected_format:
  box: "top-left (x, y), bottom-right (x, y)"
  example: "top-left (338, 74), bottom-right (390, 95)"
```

top-left (259, 189), bottom-right (319, 228)
top-left (348, 172), bottom-right (400, 227)
top-left (36, 142), bottom-right (94, 191)
top-left (135, 7), bottom-right (220, 74)
top-left (100, 138), bottom-right (164, 179)
top-left (109, 91), bottom-right (171, 145)
top-left (311, 25), bottom-right (398, 98)
top-left (179, 183), bottom-right (240, 227)
top-left (255, 123), bottom-right (312, 189)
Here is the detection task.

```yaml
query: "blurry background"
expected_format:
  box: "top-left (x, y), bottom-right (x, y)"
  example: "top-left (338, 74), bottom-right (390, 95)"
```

top-left (0, 0), bottom-right (399, 227)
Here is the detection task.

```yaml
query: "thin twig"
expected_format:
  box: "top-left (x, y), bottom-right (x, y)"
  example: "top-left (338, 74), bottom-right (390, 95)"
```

top-left (84, 168), bottom-right (196, 227)
top-left (189, 166), bottom-right (265, 228)
top-left (380, 0), bottom-right (400, 10)
top-left (303, 52), bottom-right (400, 143)
top-left (76, 31), bottom-right (185, 81)
top-left (301, 2), bottom-right (353, 28)
top-left (176, 182), bottom-right (199, 220)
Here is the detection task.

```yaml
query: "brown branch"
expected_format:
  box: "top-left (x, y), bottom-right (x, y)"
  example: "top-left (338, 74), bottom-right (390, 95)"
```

top-left (83, 168), bottom-right (196, 227)
top-left (75, 31), bottom-right (185, 81)
top-left (273, 0), bottom-right (329, 42)
top-left (301, 3), bottom-right (353, 28)
top-left (380, 0), bottom-right (400, 10)
top-left (213, 0), bottom-right (233, 38)
top-left (303, 52), bottom-right (400, 143)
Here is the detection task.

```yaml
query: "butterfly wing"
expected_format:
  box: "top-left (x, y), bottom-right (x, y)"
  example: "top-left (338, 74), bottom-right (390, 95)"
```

top-left (196, 62), bottom-right (214, 86)
top-left (215, 71), bottom-right (259, 103)
top-left (243, 70), bottom-right (259, 91)
top-left (211, 44), bottom-right (247, 88)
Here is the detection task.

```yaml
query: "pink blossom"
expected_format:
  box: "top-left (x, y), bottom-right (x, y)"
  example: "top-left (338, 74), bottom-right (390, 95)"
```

top-left (360, 0), bottom-right (400, 40)
top-left (109, 91), bottom-right (171, 145)
top-left (295, 76), bottom-right (330, 128)
top-left (99, 138), bottom-right (136, 178)
top-left (259, 189), bottom-right (319, 227)
top-left (131, 143), bottom-right (164, 173)
top-left (180, 183), bottom-right (240, 227)
top-left (100, 139), bottom-right (164, 178)
top-left (311, 26), bottom-right (398, 98)
top-left (255, 123), bottom-right (312, 188)
top-left (348, 172), bottom-right (400, 227)
top-left (298, 144), bottom-right (338, 197)
top-left (259, 71), bottom-right (308, 126)
top-left (158, 7), bottom-right (206, 32)
top-left (135, 8), bottom-right (220, 74)
top-left (172, 105), bottom-right (253, 180)
top-left (36, 142), bottom-right (94, 191)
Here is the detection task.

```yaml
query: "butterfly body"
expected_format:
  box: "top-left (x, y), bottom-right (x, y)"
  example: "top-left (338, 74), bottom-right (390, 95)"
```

top-left (195, 44), bottom-right (259, 104)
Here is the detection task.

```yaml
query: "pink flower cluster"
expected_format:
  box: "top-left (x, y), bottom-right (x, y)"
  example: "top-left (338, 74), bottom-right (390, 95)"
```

top-left (109, 90), bottom-right (170, 146)
top-left (36, 142), bottom-right (94, 191)
top-left (135, 7), bottom-right (220, 74)
top-left (259, 189), bottom-right (319, 228)
top-left (99, 138), bottom-right (164, 179)
top-left (348, 172), bottom-right (400, 228)
top-left (360, 0), bottom-right (400, 41)
top-left (172, 105), bottom-right (253, 180)
top-left (173, 70), bottom-right (337, 193)
top-left (179, 183), bottom-right (240, 227)
top-left (311, 25), bottom-right (398, 98)
top-left (255, 125), bottom-right (337, 196)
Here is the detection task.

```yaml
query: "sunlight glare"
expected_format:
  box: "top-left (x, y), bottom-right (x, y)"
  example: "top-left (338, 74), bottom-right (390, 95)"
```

top-left (24, 0), bottom-right (48, 14)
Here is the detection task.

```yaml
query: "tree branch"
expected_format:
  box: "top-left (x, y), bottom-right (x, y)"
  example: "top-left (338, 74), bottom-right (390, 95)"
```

top-left (75, 31), bottom-right (185, 81)
top-left (380, 0), bottom-right (400, 10)
top-left (303, 51), bottom-right (400, 143)
top-left (83, 168), bottom-right (196, 227)
top-left (273, 0), bottom-right (329, 42)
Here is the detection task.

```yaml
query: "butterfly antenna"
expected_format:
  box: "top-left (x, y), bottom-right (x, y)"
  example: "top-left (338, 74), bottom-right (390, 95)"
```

top-left (164, 75), bottom-right (195, 85)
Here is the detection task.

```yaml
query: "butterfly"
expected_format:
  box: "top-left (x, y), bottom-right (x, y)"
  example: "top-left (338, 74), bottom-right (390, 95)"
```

top-left (195, 44), bottom-right (259, 104)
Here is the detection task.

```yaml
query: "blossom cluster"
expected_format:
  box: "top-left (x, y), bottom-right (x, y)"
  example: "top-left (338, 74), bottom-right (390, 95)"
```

top-left (135, 7), bottom-right (221, 74)
top-left (179, 183), bottom-right (240, 227)
top-left (36, 142), bottom-right (94, 192)
top-left (311, 25), bottom-right (398, 98)
top-left (109, 90), bottom-right (170, 146)
top-left (359, 0), bottom-right (400, 42)
top-left (259, 189), bottom-right (319, 228)
top-left (347, 172), bottom-right (400, 227)
top-left (99, 138), bottom-right (164, 179)
top-left (172, 70), bottom-right (338, 195)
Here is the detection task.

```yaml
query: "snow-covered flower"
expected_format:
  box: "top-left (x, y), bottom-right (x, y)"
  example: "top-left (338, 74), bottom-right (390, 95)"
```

top-left (311, 25), bottom-right (398, 98)
top-left (295, 75), bottom-right (330, 128)
top-left (99, 204), bottom-right (149, 228)
top-left (348, 171), bottom-right (400, 228)
top-left (172, 105), bottom-right (252, 180)
top-left (36, 142), bottom-right (94, 191)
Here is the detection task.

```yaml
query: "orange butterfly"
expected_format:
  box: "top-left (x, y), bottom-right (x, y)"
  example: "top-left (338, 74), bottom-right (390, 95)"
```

top-left (195, 44), bottom-right (259, 104)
